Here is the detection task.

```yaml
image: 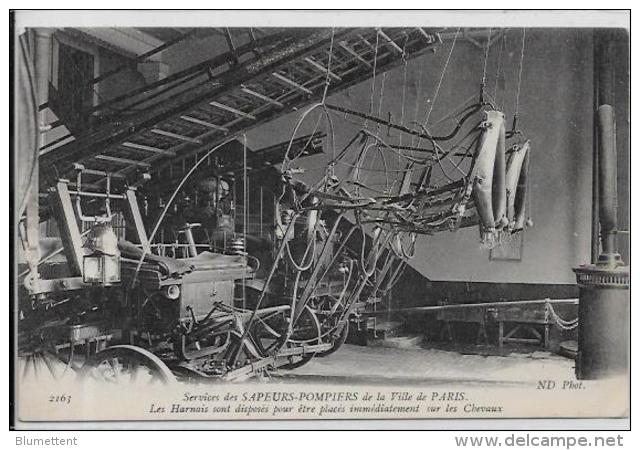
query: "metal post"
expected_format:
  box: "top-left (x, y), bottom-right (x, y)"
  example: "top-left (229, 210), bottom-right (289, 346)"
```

top-left (573, 29), bottom-right (629, 380)
top-left (48, 181), bottom-right (84, 276)
top-left (123, 187), bottom-right (150, 251)
top-left (183, 227), bottom-right (198, 258)
top-left (23, 28), bottom-right (54, 286)
top-left (596, 105), bottom-right (620, 263)
top-left (590, 30), bottom-right (600, 264)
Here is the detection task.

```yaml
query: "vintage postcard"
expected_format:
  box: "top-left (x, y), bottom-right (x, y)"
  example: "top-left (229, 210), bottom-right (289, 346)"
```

top-left (11, 10), bottom-right (630, 429)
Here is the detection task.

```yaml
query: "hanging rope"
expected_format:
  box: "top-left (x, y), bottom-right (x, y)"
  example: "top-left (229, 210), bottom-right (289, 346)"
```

top-left (321, 28), bottom-right (335, 104)
top-left (365, 30), bottom-right (381, 128)
top-left (480, 27), bottom-right (492, 102)
top-left (270, 26), bottom-right (536, 354)
top-left (423, 27), bottom-right (460, 129)
top-left (375, 72), bottom-right (387, 137)
top-left (398, 35), bottom-right (409, 150)
top-left (242, 134), bottom-right (248, 307)
top-left (415, 29), bottom-right (460, 150)
top-left (410, 51), bottom-right (427, 147)
top-left (512, 28), bottom-right (527, 133)
top-left (492, 31), bottom-right (507, 109)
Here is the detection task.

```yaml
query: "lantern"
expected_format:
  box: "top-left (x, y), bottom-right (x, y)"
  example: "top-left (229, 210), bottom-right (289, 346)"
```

top-left (83, 225), bottom-right (121, 285)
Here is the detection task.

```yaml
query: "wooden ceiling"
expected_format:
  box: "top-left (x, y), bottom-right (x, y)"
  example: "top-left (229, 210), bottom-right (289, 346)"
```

top-left (40, 28), bottom-right (441, 195)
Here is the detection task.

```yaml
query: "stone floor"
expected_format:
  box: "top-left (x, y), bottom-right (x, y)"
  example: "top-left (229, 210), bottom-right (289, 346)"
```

top-left (272, 342), bottom-right (575, 386)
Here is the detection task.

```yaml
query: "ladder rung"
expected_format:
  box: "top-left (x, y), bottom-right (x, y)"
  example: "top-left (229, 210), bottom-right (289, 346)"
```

top-left (209, 100), bottom-right (257, 120)
top-left (151, 128), bottom-right (201, 144)
top-left (95, 154), bottom-right (150, 167)
top-left (271, 72), bottom-right (313, 94)
top-left (180, 115), bottom-right (229, 131)
top-left (74, 167), bottom-right (127, 178)
top-left (378, 30), bottom-right (404, 54)
top-left (417, 27), bottom-right (436, 42)
top-left (240, 86), bottom-right (284, 107)
top-left (122, 141), bottom-right (176, 156)
top-left (304, 57), bottom-right (342, 81)
top-left (357, 34), bottom-right (376, 51)
top-left (338, 42), bottom-right (372, 68)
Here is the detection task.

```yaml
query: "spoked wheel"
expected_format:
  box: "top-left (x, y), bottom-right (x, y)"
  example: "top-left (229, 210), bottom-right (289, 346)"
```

top-left (79, 345), bottom-right (176, 385)
top-left (251, 305), bottom-right (321, 370)
top-left (250, 308), bottom-right (290, 358)
top-left (310, 295), bottom-right (349, 358)
top-left (280, 305), bottom-right (322, 370)
top-left (316, 320), bottom-right (349, 358)
top-left (18, 349), bottom-right (75, 382)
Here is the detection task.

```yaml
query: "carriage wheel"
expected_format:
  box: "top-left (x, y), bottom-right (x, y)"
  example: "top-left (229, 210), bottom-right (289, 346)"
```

top-left (279, 305), bottom-right (322, 370)
top-left (251, 305), bottom-right (321, 370)
top-left (316, 320), bottom-right (349, 358)
top-left (79, 345), bottom-right (176, 385)
top-left (18, 349), bottom-right (73, 382)
top-left (310, 295), bottom-right (350, 358)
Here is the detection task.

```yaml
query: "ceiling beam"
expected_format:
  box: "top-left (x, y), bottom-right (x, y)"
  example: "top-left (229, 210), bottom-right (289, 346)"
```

top-left (143, 29), bottom-right (440, 185)
top-left (39, 29), bottom-right (317, 179)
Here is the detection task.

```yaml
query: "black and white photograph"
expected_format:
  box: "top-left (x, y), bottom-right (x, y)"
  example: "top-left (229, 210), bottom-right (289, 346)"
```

top-left (10, 9), bottom-right (630, 432)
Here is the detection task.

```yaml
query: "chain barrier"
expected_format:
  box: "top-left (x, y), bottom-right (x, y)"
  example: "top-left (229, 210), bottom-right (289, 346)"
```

top-left (545, 300), bottom-right (578, 331)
